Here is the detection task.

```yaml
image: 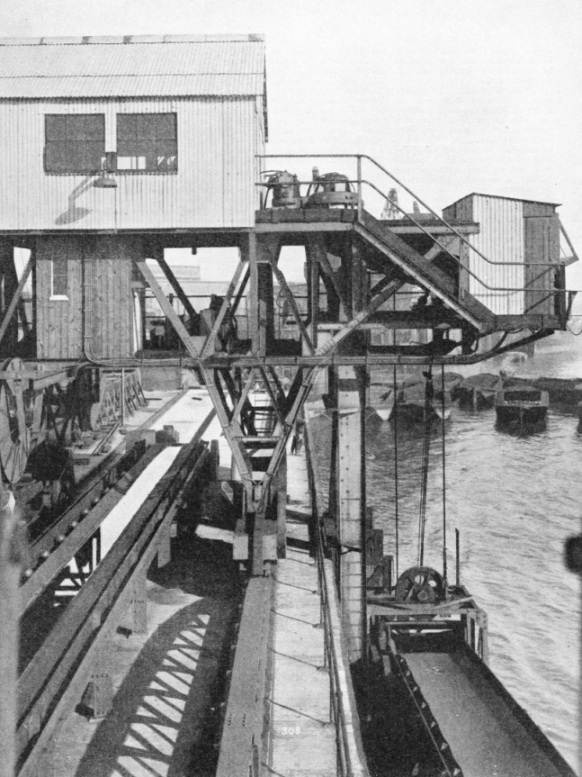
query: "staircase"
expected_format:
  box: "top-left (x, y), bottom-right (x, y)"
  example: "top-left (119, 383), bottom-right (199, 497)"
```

top-left (356, 209), bottom-right (497, 333)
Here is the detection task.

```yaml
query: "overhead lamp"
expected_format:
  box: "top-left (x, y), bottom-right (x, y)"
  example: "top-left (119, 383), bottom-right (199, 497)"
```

top-left (93, 171), bottom-right (117, 188)
top-left (93, 152), bottom-right (118, 188)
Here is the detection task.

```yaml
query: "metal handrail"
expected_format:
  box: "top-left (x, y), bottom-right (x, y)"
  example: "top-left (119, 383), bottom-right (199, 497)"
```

top-left (258, 151), bottom-right (567, 268)
top-left (256, 153), bottom-right (572, 306)
top-left (303, 408), bottom-right (370, 777)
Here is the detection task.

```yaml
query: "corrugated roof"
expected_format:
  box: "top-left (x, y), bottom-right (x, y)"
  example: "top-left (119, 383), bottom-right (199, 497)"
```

top-left (0, 35), bottom-right (266, 99)
top-left (446, 192), bottom-right (560, 208)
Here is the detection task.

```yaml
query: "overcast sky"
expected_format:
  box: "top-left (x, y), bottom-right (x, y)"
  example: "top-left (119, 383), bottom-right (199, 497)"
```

top-left (3, 0), bottom-right (582, 289)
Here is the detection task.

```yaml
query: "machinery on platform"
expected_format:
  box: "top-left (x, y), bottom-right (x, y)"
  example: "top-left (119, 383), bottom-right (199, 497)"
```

top-left (0, 358), bottom-right (146, 507)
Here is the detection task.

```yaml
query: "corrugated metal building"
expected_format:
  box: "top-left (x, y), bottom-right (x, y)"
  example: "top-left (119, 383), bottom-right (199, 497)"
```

top-left (0, 35), bottom-right (267, 232)
top-left (0, 35), bottom-right (267, 359)
top-left (442, 193), bottom-right (560, 316)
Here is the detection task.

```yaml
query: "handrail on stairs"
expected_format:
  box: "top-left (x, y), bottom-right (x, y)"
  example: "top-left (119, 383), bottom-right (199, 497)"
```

top-left (256, 153), bottom-right (574, 311)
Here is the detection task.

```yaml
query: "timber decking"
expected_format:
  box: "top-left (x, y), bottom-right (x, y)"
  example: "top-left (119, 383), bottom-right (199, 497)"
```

top-left (267, 449), bottom-right (337, 777)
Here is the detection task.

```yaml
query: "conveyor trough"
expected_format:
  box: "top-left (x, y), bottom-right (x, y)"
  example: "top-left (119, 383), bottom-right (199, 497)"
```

top-left (401, 645), bottom-right (575, 777)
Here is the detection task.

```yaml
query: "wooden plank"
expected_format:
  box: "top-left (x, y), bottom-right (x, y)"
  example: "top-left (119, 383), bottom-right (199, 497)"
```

top-left (276, 452), bottom-right (287, 558)
top-left (254, 221), bottom-right (353, 233)
top-left (216, 577), bottom-right (274, 777)
top-left (270, 209), bottom-right (306, 223)
top-left (388, 223), bottom-right (479, 235)
top-left (20, 444), bottom-right (163, 612)
top-left (304, 209), bottom-right (343, 222)
top-left (254, 210), bottom-right (274, 223)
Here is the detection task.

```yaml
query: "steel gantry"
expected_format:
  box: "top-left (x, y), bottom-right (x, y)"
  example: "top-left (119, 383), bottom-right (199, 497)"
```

top-left (137, 158), bottom-right (574, 576)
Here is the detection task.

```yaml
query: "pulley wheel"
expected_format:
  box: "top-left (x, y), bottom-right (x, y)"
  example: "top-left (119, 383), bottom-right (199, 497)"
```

top-left (394, 566), bottom-right (444, 604)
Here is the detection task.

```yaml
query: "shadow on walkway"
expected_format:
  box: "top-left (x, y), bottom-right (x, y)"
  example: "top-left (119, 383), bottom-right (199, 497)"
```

top-left (73, 538), bottom-right (241, 777)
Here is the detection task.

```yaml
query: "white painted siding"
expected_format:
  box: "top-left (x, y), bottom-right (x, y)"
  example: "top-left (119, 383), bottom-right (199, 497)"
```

top-left (0, 96), bottom-right (264, 231)
top-left (467, 195), bottom-right (525, 315)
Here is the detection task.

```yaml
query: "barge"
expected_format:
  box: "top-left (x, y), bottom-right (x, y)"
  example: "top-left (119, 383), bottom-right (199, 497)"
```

top-left (495, 386), bottom-right (550, 430)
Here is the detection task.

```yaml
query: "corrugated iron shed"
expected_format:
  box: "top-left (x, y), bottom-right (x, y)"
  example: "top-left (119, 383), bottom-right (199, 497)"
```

top-left (0, 34), bottom-right (266, 104)
top-left (444, 192), bottom-right (560, 209)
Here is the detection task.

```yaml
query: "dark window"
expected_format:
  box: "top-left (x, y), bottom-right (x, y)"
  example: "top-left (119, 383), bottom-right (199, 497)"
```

top-left (44, 115), bottom-right (105, 174)
top-left (116, 113), bottom-right (177, 172)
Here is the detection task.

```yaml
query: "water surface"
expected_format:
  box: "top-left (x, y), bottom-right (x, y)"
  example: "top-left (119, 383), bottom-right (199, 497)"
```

top-left (311, 336), bottom-right (582, 769)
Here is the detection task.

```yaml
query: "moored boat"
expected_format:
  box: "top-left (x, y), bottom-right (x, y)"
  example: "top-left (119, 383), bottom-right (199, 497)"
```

top-left (372, 372), bottom-right (460, 422)
top-left (453, 372), bottom-right (504, 409)
top-left (432, 371), bottom-right (464, 401)
top-left (393, 383), bottom-right (453, 425)
top-left (495, 385), bottom-right (549, 430)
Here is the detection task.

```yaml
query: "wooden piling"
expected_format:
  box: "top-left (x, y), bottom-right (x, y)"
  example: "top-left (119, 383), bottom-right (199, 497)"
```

top-left (0, 484), bottom-right (22, 777)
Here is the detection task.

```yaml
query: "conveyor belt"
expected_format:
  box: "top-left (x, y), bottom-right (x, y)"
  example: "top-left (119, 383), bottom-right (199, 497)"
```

top-left (401, 647), bottom-right (575, 777)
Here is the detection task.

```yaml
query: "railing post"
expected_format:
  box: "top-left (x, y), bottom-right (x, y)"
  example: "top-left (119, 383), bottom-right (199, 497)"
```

top-left (356, 155), bottom-right (362, 221)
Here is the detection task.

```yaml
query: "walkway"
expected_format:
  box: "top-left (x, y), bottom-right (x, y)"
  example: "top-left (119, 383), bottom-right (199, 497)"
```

top-left (266, 448), bottom-right (337, 777)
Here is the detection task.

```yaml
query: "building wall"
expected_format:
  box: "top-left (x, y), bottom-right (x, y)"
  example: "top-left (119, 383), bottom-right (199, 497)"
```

top-left (0, 96), bottom-right (264, 232)
top-left (443, 194), bottom-right (560, 316)
top-left (36, 235), bottom-right (136, 359)
top-left (524, 214), bottom-right (560, 316)
top-left (469, 195), bottom-right (525, 315)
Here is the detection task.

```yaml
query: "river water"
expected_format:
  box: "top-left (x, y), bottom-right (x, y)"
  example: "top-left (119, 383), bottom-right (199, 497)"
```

top-left (310, 333), bottom-right (582, 771)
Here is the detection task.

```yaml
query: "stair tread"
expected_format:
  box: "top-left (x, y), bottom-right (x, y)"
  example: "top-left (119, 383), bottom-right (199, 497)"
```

top-left (357, 210), bottom-right (496, 329)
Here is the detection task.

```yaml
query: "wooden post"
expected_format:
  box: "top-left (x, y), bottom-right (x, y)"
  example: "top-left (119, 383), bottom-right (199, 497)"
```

top-left (328, 236), bottom-right (369, 663)
top-left (91, 633), bottom-right (113, 718)
top-left (248, 233), bottom-right (260, 355)
top-left (157, 517), bottom-right (172, 568)
top-left (131, 567), bottom-right (148, 634)
top-left (334, 366), bottom-right (367, 663)
top-left (276, 451), bottom-right (287, 558)
top-left (308, 242), bottom-right (320, 349)
top-left (0, 484), bottom-right (21, 777)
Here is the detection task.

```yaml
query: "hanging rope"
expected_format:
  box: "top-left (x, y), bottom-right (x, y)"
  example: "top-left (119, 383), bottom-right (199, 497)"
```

top-left (441, 364), bottom-right (448, 588)
top-left (393, 365), bottom-right (400, 581)
top-left (417, 365), bottom-right (433, 567)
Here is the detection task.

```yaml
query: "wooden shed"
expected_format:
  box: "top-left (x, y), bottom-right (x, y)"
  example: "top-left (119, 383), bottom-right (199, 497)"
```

top-left (442, 193), bottom-right (562, 317)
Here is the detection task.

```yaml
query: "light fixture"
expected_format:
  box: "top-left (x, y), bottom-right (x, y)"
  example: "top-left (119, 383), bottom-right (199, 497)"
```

top-left (93, 152), bottom-right (118, 188)
top-left (93, 171), bottom-right (117, 188)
